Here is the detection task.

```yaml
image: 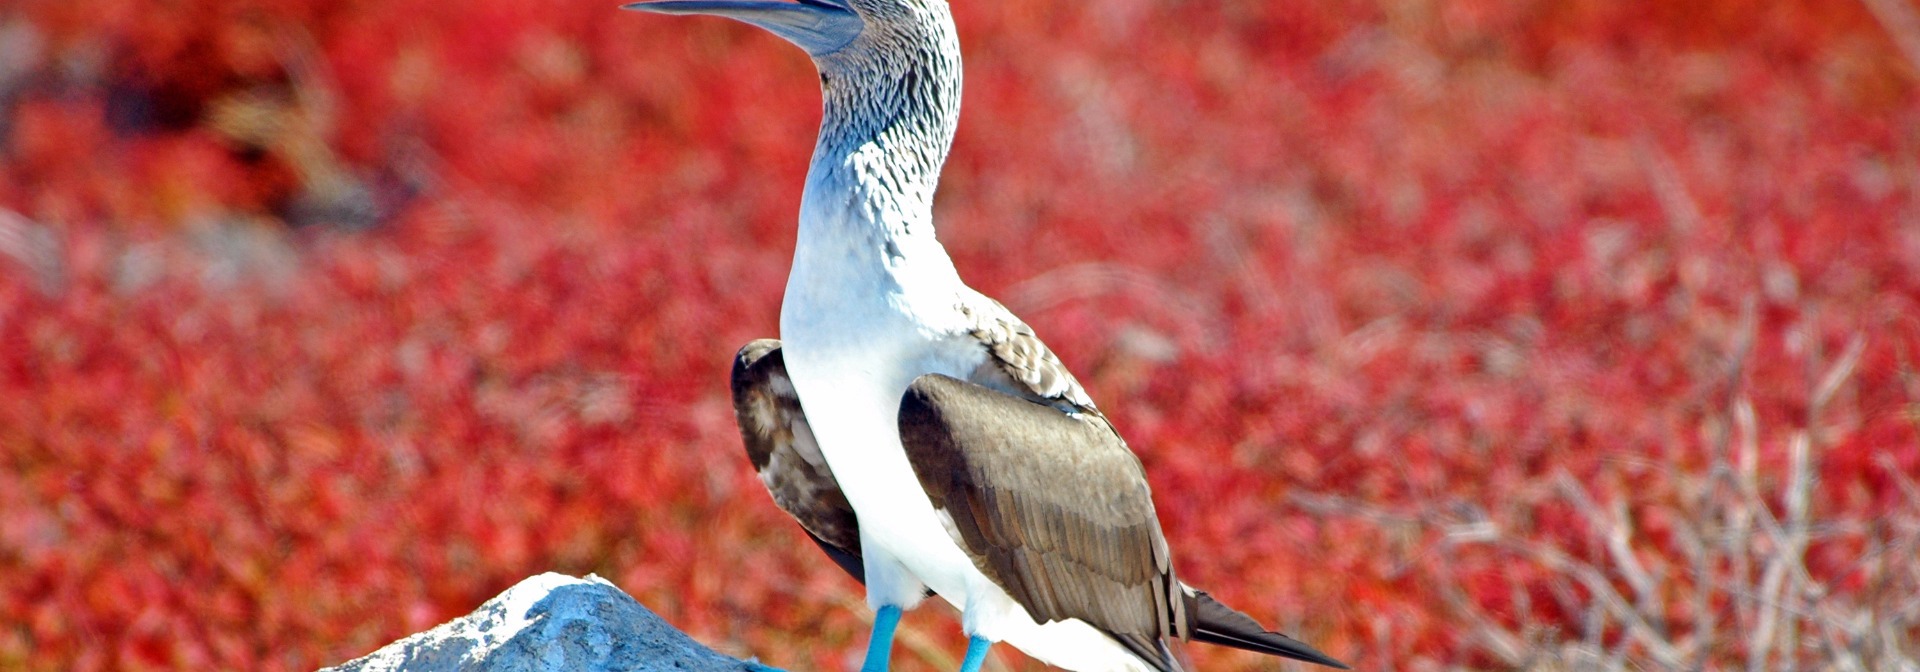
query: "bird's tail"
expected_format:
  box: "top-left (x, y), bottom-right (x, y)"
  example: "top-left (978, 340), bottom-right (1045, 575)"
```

top-left (1182, 588), bottom-right (1349, 669)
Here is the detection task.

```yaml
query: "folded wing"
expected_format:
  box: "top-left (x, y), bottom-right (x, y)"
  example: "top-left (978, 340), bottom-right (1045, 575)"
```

top-left (897, 373), bottom-right (1186, 646)
top-left (730, 339), bottom-right (863, 580)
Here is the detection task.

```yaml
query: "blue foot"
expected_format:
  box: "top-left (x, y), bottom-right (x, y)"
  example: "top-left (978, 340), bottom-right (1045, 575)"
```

top-left (859, 605), bottom-right (903, 672)
top-left (957, 636), bottom-right (991, 672)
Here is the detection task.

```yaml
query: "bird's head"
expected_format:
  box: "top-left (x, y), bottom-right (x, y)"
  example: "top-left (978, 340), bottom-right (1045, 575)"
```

top-left (623, 0), bottom-right (955, 74)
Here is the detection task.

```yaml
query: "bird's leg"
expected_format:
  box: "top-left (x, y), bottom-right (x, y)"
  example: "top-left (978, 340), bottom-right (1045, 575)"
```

top-left (859, 605), bottom-right (903, 672)
top-left (956, 636), bottom-right (991, 672)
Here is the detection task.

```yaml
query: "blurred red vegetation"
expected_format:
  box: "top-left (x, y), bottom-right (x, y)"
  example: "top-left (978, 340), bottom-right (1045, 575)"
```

top-left (3, 0), bottom-right (1918, 670)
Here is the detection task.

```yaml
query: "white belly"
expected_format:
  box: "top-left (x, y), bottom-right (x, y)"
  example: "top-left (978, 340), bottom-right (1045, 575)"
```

top-left (778, 295), bottom-right (974, 597)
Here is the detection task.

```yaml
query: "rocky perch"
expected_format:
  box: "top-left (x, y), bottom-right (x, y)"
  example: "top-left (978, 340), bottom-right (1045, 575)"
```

top-left (322, 573), bottom-right (777, 672)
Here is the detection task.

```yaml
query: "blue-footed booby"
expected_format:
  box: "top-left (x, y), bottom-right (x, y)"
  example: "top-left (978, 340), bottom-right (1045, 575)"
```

top-left (627, 2), bottom-right (1347, 671)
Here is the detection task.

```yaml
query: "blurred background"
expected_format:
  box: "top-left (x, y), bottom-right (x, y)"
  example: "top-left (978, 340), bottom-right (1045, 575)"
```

top-left (2, 0), bottom-right (1917, 670)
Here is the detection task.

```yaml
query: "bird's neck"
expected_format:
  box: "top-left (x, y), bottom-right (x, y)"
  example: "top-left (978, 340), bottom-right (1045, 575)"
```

top-left (792, 17), bottom-right (964, 292)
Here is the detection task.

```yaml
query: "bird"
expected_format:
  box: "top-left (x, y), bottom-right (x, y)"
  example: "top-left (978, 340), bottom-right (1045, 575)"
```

top-left (625, 1), bottom-right (1348, 671)
top-left (725, 342), bottom-right (1348, 672)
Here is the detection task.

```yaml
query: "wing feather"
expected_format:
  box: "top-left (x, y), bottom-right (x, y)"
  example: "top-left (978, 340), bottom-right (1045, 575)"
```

top-left (957, 298), bottom-right (1099, 414)
top-left (897, 373), bottom-right (1181, 647)
top-left (730, 339), bottom-right (863, 581)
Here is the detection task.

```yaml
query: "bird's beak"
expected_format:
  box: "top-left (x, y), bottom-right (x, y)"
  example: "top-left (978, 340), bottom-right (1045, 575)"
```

top-left (623, 0), bottom-right (862, 57)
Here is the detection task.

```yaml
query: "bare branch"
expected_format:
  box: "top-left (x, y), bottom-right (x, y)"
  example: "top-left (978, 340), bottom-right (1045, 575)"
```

top-left (1812, 334), bottom-right (1867, 412)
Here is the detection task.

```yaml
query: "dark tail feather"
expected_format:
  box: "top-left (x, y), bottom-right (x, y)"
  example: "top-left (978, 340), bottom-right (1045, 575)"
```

top-left (1184, 589), bottom-right (1349, 669)
top-left (802, 530), bottom-right (866, 585)
top-left (1107, 632), bottom-right (1181, 672)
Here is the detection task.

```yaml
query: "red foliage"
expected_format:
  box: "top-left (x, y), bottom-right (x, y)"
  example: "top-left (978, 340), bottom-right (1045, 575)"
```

top-left (2, 0), bottom-right (1917, 669)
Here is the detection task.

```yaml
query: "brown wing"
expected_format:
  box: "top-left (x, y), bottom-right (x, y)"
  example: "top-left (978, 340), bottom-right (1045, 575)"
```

top-left (897, 373), bottom-right (1187, 648)
top-left (947, 301), bottom-right (1351, 669)
top-left (730, 339), bottom-right (863, 582)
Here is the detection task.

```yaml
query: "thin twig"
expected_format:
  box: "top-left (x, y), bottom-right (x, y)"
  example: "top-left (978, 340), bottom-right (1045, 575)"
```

top-left (1552, 473), bottom-right (1662, 635)
top-left (1811, 335), bottom-right (1867, 411)
top-left (1493, 538), bottom-right (1687, 668)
